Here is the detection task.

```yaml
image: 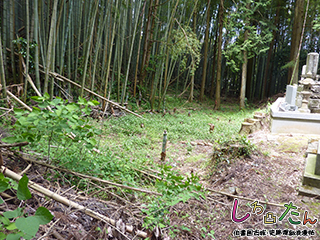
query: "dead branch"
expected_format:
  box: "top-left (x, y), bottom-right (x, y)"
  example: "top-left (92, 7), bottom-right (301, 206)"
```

top-left (38, 65), bottom-right (144, 119)
top-left (20, 154), bottom-right (162, 196)
top-left (206, 187), bottom-right (283, 207)
top-left (19, 164), bottom-right (32, 176)
top-left (1, 166), bottom-right (148, 238)
top-left (0, 142), bottom-right (29, 148)
top-left (0, 108), bottom-right (13, 118)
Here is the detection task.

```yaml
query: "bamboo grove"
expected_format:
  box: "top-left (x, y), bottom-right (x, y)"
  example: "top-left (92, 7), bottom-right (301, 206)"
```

top-left (0, 0), bottom-right (320, 110)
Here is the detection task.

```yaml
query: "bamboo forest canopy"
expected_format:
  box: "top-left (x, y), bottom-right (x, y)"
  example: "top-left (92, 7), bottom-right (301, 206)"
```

top-left (0, 0), bottom-right (320, 109)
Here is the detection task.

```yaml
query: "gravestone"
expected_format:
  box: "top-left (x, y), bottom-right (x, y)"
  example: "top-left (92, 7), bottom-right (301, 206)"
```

top-left (306, 52), bottom-right (319, 79)
top-left (301, 65), bottom-right (306, 80)
top-left (285, 85), bottom-right (297, 106)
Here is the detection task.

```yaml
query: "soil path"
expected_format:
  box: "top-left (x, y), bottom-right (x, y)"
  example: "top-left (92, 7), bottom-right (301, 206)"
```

top-left (166, 130), bottom-right (320, 239)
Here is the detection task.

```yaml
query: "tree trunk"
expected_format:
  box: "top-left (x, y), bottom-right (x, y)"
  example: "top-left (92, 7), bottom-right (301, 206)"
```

top-left (246, 56), bottom-right (255, 101)
top-left (214, 0), bottom-right (224, 110)
top-left (287, 0), bottom-right (304, 85)
top-left (199, 0), bottom-right (211, 101)
top-left (140, 0), bottom-right (159, 90)
top-left (239, 5), bottom-right (250, 110)
top-left (262, 0), bottom-right (280, 99)
top-left (210, 26), bottom-right (218, 98)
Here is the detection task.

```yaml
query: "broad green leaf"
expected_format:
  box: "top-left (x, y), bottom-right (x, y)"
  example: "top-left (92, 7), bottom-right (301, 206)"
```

top-left (5, 222), bottom-right (17, 230)
top-left (0, 232), bottom-right (6, 240)
top-left (17, 174), bottom-right (32, 200)
top-left (90, 100), bottom-right (99, 106)
top-left (3, 208), bottom-right (24, 219)
top-left (0, 216), bottom-right (10, 225)
top-left (15, 216), bottom-right (39, 240)
top-left (66, 104), bottom-right (78, 112)
top-left (43, 92), bottom-right (50, 100)
top-left (78, 97), bottom-right (87, 105)
top-left (13, 108), bottom-right (25, 114)
top-left (33, 119), bottom-right (40, 126)
top-left (34, 207), bottom-right (53, 225)
top-left (0, 177), bottom-right (9, 192)
top-left (50, 98), bottom-right (62, 106)
top-left (6, 233), bottom-right (22, 240)
top-left (38, 102), bottom-right (49, 108)
top-left (0, 199), bottom-right (3, 204)
top-left (56, 106), bottom-right (63, 117)
top-left (32, 107), bottom-right (41, 113)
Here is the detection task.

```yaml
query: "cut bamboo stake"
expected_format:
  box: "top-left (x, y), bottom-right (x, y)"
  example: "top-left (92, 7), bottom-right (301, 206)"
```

top-left (20, 155), bottom-right (161, 196)
top-left (38, 66), bottom-right (144, 119)
top-left (160, 130), bottom-right (167, 161)
top-left (6, 90), bottom-right (32, 112)
top-left (0, 166), bottom-right (148, 238)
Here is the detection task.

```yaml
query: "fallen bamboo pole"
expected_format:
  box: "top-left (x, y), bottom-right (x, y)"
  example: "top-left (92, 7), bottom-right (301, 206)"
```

top-left (38, 65), bottom-right (144, 119)
top-left (1, 166), bottom-right (148, 238)
top-left (6, 90), bottom-right (32, 112)
top-left (20, 154), bottom-right (162, 196)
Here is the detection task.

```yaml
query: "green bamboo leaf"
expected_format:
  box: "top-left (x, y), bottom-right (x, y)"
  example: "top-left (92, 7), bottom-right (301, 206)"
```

top-left (17, 174), bottom-right (32, 200)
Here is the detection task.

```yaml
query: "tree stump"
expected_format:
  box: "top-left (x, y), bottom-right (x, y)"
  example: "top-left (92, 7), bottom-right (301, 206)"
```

top-left (239, 122), bottom-right (255, 135)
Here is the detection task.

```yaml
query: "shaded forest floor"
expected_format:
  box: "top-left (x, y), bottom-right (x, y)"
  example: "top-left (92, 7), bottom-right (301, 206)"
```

top-left (2, 95), bottom-right (320, 239)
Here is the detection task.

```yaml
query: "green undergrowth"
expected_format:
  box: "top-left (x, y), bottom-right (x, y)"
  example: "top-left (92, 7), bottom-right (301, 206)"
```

top-left (1, 94), bottom-right (262, 231)
top-left (99, 95), bottom-right (259, 164)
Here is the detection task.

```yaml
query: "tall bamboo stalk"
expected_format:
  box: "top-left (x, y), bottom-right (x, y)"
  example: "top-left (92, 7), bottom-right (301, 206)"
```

top-left (102, 0), bottom-right (119, 109)
top-left (33, 0), bottom-right (41, 92)
top-left (199, 0), bottom-right (211, 101)
top-left (10, 0), bottom-right (16, 83)
top-left (91, 2), bottom-right (109, 94)
top-left (24, 0), bottom-right (30, 102)
top-left (43, 0), bottom-right (59, 95)
top-left (121, 0), bottom-right (142, 104)
top-left (0, 32), bottom-right (7, 99)
top-left (80, 0), bottom-right (99, 97)
top-left (2, 0), bottom-right (8, 78)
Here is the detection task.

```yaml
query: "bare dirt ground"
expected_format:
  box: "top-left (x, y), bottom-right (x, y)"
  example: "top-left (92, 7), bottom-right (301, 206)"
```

top-left (166, 128), bottom-right (320, 239)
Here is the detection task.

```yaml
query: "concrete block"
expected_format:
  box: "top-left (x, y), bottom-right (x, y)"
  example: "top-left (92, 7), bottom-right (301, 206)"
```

top-left (271, 98), bottom-right (320, 134)
top-left (316, 141), bottom-right (320, 175)
top-left (302, 154), bottom-right (320, 188)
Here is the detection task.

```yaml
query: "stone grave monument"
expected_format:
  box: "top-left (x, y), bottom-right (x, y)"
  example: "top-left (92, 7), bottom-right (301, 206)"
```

top-left (300, 140), bottom-right (320, 197)
top-left (270, 52), bottom-right (320, 134)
